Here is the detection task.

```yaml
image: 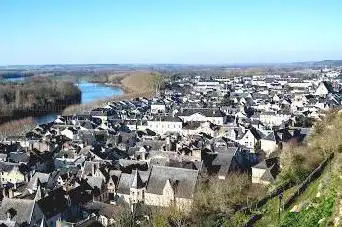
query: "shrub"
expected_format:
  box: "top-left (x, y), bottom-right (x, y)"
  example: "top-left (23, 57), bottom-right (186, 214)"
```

top-left (190, 174), bottom-right (266, 225)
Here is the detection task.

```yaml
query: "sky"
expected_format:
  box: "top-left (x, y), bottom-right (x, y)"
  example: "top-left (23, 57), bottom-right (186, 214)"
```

top-left (0, 0), bottom-right (342, 65)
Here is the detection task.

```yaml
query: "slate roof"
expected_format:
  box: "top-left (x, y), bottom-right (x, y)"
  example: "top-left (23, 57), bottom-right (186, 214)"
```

top-left (183, 121), bottom-right (201, 130)
top-left (0, 162), bottom-right (26, 173)
top-left (131, 169), bottom-right (144, 189)
top-left (322, 81), bottom-right (334, 93)
top-left (116, 169), bottom-right (150, 195)
top-left (262, 131), bottom-right (280, 142)
top-left (0, 198), bottom-right (36, 225)
top-left (212, 152), bottom-right (235, 166)
top-left (116, 173), bottom-right (132, 195)
top-left (150, 115), bottom-right (182, 122)
top-left (85, 176), bottom-right (104, 190)
top-left (137, 140), bottom-right (165, 152)
top-left (82, 201), bottom-right (125, 218)
top-left (82, 161), bottom-right (101, 176)
top-left (27, 172), bottom-right (51, 190)
top-left (37, 188), bottom-right (68, 219)
top-left (253, 157), bottom-right (280, 182)
top-left (81, 121), bottom-right (97, 130)
top-left (177, 108), bottom-right (225, 118)
top-left (146, 165), bottom-right (198, 199)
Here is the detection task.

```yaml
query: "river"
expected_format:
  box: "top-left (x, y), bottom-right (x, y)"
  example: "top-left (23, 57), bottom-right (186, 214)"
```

top-left (35, 81), bottom-right (123, 124)
top-left (2, 78), bottom-right (123, 125)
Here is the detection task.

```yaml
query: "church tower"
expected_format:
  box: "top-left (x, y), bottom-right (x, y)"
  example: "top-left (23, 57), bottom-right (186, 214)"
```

top-left (130, 169), bottom-right (145, 211)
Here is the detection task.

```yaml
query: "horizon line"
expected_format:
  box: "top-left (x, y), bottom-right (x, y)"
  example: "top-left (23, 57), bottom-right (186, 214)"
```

top-left (0, 59), bottom-right (342, 68)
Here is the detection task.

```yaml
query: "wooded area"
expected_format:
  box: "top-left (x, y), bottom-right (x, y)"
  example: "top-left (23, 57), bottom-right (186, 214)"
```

top-left (0, 78), bottom-right (81, 124)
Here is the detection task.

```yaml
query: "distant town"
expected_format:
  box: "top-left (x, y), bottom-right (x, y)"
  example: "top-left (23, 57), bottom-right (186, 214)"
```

top-left (0, 63), bottom-right (342, 226)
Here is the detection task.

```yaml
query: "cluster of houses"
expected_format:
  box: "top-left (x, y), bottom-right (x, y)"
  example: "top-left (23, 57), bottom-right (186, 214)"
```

top-left (0, 68), bottom-right (341, 226)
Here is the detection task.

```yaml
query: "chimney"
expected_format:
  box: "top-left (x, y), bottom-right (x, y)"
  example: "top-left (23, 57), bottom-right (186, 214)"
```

top-left (6, 209), bottom-right (16, 221)
top-left (2, 188), bottom-right (6, 198)
top-left (8, 188), bottom-right (14, 198)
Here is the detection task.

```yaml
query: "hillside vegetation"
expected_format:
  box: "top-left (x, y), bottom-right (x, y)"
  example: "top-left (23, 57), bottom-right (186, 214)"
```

top-left (251, 110), bottom-right (342, 226)
top-left (141, 110), bottom-right (342, 227)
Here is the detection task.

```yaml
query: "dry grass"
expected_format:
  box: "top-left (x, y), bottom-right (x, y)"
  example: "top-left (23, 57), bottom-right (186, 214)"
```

top-left (0, 117), bottom-right (36, 139)
top-left (190, 174), bottom-right (266, 225)
top-left (120, 71), bottom-right (161, 93)
top-left (279, 110), bottom-right (342, 185)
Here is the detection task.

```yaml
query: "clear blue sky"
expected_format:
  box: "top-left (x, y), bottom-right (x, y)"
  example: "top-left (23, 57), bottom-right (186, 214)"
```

top-left (1, 0), bottom-right (341, 65)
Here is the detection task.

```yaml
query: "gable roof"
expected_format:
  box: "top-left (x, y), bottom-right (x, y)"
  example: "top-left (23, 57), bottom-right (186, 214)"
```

top-left (0, 198), bottom-right (36, 225)
top-left (322, 81), bottom-right (334, 93)
top-left (131, 169), bottom-right (144, 189)
top-left (252, 158), bottom-right (280, 182)
top-left (146, 165), bottom-right (198, 199)
top-left (116, 170), bottom-right (149, 195)
top-left (177, 108), bottom-right (225, 118)
top-left (262, 131), bottom-right (280, 142)
top-left (37, 188), bottom-right (68, 219)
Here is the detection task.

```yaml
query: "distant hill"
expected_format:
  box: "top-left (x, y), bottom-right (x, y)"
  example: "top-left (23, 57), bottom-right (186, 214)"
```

top-left (1, 60), bottom-right (342, 74)
top-left (286, 60), bottom-right (342, 68)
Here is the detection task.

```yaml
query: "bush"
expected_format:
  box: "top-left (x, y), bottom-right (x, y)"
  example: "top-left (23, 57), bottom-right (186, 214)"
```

top-left (279, 142), bottom-right (324, 184)
top-left (190, 174), bottom-right (266, 225)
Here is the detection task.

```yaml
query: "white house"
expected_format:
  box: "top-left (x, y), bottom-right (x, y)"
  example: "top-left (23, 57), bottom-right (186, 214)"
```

top-left (259, 112), bottom-right (291, 127)
top-left (177, 108), bottom-right (225, 126)
top-left (252, 158), bottom-right (279, 185)
top-left (315, 81), bottom-right (334, 96)
top-left (237, 128), bottom-right (263, 150)
top-left (150, 103), bottom-right (166, 114)
top-left (194, 81), bottom-right (221, 92)
top-left (147, 116), bottom-right (183, 135)
top-left (260, 131), bottom-right (280, 157)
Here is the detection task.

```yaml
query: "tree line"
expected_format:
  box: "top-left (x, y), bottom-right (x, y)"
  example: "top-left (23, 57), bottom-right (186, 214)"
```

top-left (0, 78), bottom-right (81, 124)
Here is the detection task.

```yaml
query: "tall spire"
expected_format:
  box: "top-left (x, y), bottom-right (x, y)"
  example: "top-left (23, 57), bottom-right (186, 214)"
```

top-left (131, 169), bottom-right (144, 189)
top-left (34, 184), bottom-right (43, 201)
top-left (39, 216), bottom-right (45, 227)
top-left (32, 177), bottom-right (41, 191)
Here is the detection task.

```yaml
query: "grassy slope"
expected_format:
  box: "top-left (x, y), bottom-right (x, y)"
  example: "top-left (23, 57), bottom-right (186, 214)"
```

top-left (254, 153), bottom-right (341, 227)
top-left (255, 167), bottom-right (328, 227)
top-left (245, 111), bottom-right (342, 226)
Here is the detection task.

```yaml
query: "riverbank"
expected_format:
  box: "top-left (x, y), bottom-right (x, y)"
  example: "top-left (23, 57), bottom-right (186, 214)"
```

top-left (0, 79), bottom-right (81, 125)
top-left (62, 71), bottom-right (162, 115)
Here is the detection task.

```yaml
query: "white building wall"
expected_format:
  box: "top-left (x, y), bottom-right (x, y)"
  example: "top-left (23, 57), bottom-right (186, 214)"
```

top-left (251, 168), bottom-right (268, 184)
top-left (147, 121), bottom-right (182, 134)
top-left (260, 139), bottom-right (277, 156)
